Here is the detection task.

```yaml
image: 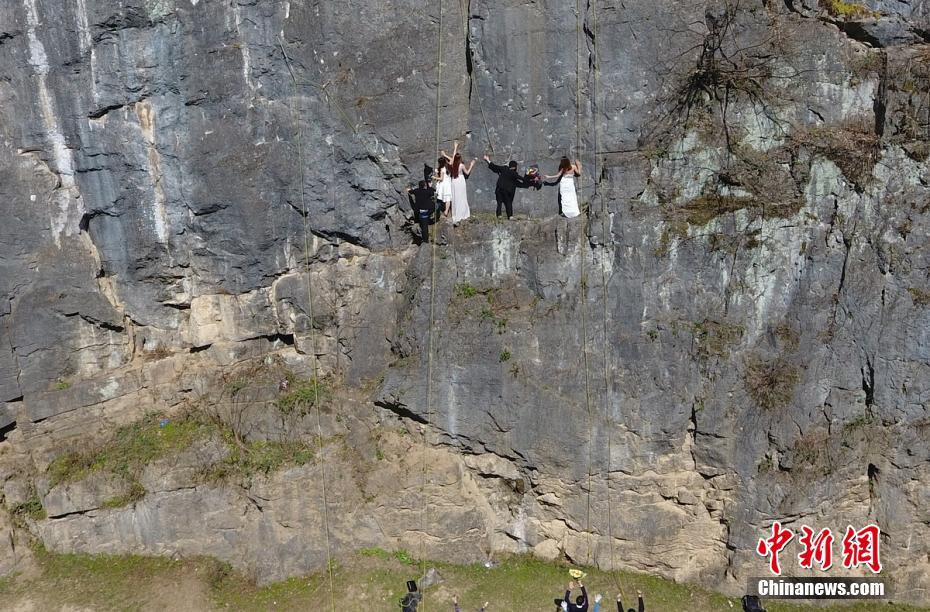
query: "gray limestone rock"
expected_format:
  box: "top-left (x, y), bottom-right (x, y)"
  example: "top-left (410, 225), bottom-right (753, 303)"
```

top-left (1, 0), bottom-right (929, 605)
top-left (41, 471), bottom-right (133, 518)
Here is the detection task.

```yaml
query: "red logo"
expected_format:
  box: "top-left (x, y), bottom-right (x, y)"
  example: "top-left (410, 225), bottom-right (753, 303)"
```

top-left (842, 524), bottom-right (883, 573)
top-left (757, 521), bottom-right (795, 575)
top-left (758, 523), bottom-right (882, 575)
top-left (798, 526), bottom-right (834, 571)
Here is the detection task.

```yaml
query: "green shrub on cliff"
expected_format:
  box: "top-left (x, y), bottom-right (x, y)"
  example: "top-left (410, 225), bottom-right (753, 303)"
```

top-left (9, 492), bottom-right (46, 527)
top-left (275, 378), bottom-right (330, 416)
top-left (210, 436), bottom-right (315, 481)
top-left (46, 414), bottom-right (211, 487)
top-left (826, 0), bottom-right (880, 19)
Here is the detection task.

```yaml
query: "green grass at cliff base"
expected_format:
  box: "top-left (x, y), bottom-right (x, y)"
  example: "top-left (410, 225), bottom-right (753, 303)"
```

top-left (0, 548), bottom-right (923, 611)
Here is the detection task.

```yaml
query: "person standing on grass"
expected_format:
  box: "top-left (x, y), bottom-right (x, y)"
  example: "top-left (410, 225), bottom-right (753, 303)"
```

top-left (616, 588), bottom-right (645, 612)
top-left (564, 580), bottom-right (589, 612)
top-left (401, 591), bottom-right (422, 612)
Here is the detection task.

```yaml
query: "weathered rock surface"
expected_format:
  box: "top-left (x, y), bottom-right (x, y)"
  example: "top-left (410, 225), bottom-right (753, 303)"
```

top-left (0, 0), bottom-right (929, 604)
top-left (33, 417), bottom-right (513, 583)
top-left (40, 471), bottom-right (133, 518)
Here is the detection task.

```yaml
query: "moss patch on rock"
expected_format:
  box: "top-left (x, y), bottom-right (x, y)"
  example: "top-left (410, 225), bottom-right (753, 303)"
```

top-left (46, 414), bottom-right (211, 488)
top-left (826, 0), bottom-right (880, 19)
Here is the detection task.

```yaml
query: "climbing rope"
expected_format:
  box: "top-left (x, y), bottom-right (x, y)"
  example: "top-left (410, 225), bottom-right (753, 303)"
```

top-left (589, 0), bottom-right (620, 585)
top-left (417, 2), bottom-right (444, 609)
top-left (576, 0), bottom-right (583, 165)
top-left (573, 0), bottom-right (597, 568)
top-left (475, 83), bottom-right (496, 156)
top-left (279, 38), bottom-right (337, 612)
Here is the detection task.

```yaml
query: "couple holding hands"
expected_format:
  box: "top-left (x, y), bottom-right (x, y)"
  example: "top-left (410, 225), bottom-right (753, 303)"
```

top-left (434, 141), bottom-right (583, 223)
top-left (408, 141), bottom-right (583, 244)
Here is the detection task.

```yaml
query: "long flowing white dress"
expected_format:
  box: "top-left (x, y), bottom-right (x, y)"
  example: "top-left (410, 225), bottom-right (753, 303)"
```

top-left (450, 171), bottom-right (471, 223)
top-left (560, 172), bottom-right (580, 218)
top-left (436, 167), bottom-right (453, 205)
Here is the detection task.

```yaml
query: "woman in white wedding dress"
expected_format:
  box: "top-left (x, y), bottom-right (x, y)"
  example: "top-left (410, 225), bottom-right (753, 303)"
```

top-left (545, 157), bottom-right (582, 218)
top-left (434, 155), bottom-right (453, 218)
top-left (442, 141), bottom-right (476, 225)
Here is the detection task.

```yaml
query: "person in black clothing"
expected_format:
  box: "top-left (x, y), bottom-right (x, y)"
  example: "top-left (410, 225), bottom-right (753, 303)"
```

top-left (563, 580), bottom-right (589, 612)
top-left (406, 180), bottom-right (436, 244)
top-left (401, 591), bottom-right (422, 612)
top-left (741, 595), bottom-right (766, 612)
top-left (483, 154), bottom-right (527, 219)
top-left (401, 580), bottom-right (422, 612)
top-left (616, 588), bottom-right (644, 612)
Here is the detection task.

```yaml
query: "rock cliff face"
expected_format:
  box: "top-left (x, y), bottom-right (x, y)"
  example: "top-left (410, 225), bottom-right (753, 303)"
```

top-left (1, 0), bottom-right (930, 603)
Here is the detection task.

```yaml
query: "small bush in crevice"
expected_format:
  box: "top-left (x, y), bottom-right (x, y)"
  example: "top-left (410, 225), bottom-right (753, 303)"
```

top-left (843, 412), bottom-right (876, 433)
top-left (9, 493), bottom-right (46, 527)
top-left (692, 320), bottom-right (744, 361)
top-left (225, 377), bottom-right (249, 396)
top-left (790, 123), bottom-right (881, 191)
top-left (825, 0), bottom-right (880, 19)
top-left (757, 454), bottom-right (775, 474)
top-left (774, 323), bottom-right (800, 351)
top-left (744, 355), bottom-right (801, 410)
top-left (101, 482), bottom-right (146, 509)
top-left (208, 432), bottom-right (315, 482)
top-left (204, 558), bottom-right (237, 591)
top-left (679, 194), bottom-right (754, 227)
top-left (908, 287), bottom-right (930, 307)
top-left (454, 283), bottom-right (479, 299)
top-left (789, 430), bottom-right (834, 475)
top-left (275, 379), bottom-right (330, 416)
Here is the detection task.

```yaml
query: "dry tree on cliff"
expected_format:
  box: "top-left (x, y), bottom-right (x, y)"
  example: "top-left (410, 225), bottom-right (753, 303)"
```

top-left (641, 0), bottom-right (800, 153)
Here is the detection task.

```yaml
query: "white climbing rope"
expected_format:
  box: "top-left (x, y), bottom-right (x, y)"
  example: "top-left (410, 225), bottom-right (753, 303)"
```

top-left (279, 37), bottom-right (337, 612)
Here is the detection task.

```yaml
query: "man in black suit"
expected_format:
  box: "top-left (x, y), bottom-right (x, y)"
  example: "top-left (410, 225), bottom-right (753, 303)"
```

top-left (406, 180), bottom-right (436, 244)
top-left (484, 154), bottom-right (528, 219)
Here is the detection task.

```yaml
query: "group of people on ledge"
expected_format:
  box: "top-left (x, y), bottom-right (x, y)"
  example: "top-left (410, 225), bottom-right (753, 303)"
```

top-left (406, 140), bottom-right (583, 243)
